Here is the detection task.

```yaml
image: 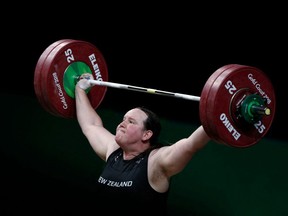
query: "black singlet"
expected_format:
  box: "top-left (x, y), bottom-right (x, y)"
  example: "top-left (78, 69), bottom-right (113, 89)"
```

top-left (95, 148), bottom-right (169, 215)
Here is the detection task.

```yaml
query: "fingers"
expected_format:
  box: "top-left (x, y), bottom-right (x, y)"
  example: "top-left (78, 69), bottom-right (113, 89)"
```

top-left (77, 73), bottom-right (94, 90)
top-left (78, 73), bottom-right (94, 80)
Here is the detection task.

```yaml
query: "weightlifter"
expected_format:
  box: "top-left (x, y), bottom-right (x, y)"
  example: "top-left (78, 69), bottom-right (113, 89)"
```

top-left (75, 73), bottom-right (211, 215)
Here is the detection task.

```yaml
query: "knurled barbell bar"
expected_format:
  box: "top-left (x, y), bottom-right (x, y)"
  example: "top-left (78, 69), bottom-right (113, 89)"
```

top-left (34, 39), bottom-right (276, 148)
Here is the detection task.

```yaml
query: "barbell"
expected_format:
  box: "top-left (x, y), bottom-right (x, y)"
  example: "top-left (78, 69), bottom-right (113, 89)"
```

top-left (34, 39), bottom-right (276, 148)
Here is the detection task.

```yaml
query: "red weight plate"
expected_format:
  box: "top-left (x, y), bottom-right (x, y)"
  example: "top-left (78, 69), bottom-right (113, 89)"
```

top-left (203, 64), bottom-right (248, 145)
top-left (199, 64), bottom-right (237, 144)
top-left (40, 39), bottom-right (79, 117)
top-left (34, 39), bottom-right (75, 116)
top-left (37, 39), bottom-right (108, 118)
top-left (200, 64), bottom-right (275, 147)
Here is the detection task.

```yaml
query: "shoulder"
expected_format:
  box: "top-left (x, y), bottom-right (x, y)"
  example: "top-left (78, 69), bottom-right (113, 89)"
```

top-left (148, 146), bottom-right (168, 161)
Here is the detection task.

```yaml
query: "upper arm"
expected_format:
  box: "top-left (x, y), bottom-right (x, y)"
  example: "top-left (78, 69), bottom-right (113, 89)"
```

top-left (151, 125), bottom-right (210, 178)
top-left (82, 125), bottom-right (118, 161)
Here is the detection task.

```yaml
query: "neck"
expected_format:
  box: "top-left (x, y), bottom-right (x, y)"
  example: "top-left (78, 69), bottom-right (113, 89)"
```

top-left (122, 147), bottom-right (150, 160)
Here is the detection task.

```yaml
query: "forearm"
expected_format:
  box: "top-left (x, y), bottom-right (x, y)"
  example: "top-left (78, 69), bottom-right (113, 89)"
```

top-left (188, 125), bottom-right (211, 151)
top-left (75, 85), bottom-right (103, 129)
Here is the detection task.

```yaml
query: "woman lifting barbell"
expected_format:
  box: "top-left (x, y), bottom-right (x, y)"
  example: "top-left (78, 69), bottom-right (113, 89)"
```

top-left (33, 39), bottom-right (276, 214)
top-left (75, 72), bottom-right (211, 215)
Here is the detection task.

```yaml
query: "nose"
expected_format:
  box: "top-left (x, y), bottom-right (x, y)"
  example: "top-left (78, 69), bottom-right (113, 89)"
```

top-left (119, 120), bottom-right (127, 128)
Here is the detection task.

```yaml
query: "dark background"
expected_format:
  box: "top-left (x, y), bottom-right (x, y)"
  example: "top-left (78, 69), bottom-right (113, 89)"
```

top-left (2, 6), bottom-right (288, 215)
top-left (6, 10), bottom-right (287, 142)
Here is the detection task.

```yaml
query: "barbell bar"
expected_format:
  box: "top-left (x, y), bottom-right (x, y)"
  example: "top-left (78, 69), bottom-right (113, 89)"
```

top-left (83, 78), bottom-right (270, 118)
top-left (86, 79), bottom-right (201, 101)
top-left (34, 39), bottom-right (276, 148)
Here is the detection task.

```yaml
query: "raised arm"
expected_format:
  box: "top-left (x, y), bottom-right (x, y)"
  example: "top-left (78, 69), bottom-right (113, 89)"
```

top-left (75, 74), bottom-right (118, 161)
top-left (150, 125), bottom-right (211, 179)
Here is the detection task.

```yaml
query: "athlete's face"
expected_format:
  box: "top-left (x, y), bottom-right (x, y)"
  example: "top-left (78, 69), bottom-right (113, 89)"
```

top-left (115, 108), bottom-right (148, 146)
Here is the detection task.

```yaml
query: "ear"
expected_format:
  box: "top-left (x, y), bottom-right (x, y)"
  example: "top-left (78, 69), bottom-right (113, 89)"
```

top-left (142, 130), bottom-right (153, 142)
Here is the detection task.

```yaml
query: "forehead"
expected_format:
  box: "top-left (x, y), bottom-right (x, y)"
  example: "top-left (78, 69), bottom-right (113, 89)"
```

top-left (125, 108), bottom-right (148, 121)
